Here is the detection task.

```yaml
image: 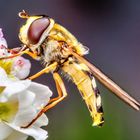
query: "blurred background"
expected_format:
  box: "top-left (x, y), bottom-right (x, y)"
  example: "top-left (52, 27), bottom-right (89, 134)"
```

top-left (0, 0), bottom-right (140, 140)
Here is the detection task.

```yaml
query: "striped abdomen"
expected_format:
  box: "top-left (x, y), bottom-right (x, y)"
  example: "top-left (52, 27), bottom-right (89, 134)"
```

top-left (62, 58), bottom-right (104, 126)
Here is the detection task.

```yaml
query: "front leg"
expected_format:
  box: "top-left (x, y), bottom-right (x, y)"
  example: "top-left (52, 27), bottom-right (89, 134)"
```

top-left (0, 48), bottom-right (39, 60)
top-left (21, 72), bottom-right (68, 128)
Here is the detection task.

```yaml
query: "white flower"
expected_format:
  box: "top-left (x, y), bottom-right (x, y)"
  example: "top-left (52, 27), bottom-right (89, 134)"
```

top-left (0, 67), bottom-right (52, 140)
top-left (12, 56), bottom-right (31, 79)
top-left (0, 28), bottom-right (31, 79)
top-left (0, 28), bottom-right (7, 48)
top-left (0, 28), bottom-right (8, 57)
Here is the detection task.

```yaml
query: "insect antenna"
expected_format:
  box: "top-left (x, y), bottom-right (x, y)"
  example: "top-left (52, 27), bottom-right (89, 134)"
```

top-left (18, 10), bottom-right (30, 19)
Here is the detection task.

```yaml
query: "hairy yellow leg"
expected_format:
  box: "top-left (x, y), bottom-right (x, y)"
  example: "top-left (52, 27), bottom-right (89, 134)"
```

top-left (21, 72), bottom-right (68, 128)
top-left (49, 72), bottom-right (67, 103)
top-left (28, 62), bottom-right (58, 80)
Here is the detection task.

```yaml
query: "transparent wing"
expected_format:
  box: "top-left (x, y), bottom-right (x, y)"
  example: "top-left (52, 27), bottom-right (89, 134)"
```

top-left (71, 51), bottom-right (140, 110)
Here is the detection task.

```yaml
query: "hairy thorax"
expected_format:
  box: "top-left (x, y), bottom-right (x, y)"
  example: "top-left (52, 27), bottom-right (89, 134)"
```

top-left (41, 38), bottom-right (69, 65)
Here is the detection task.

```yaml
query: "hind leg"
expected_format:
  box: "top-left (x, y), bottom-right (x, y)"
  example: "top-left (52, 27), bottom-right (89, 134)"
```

top-left (21, 72), bottom-right (68, 128)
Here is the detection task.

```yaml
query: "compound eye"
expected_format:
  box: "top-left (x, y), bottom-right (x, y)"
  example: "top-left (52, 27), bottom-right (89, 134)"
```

top-left (28, 17), bottom-right (50, 44)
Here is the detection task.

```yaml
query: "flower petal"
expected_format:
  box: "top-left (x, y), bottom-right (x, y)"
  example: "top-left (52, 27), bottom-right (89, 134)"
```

top-left (0, 28), bottom-right (8, 47)
top-left (18, 90), bottom-right (35, 109)
top-left (0, 28), bottom-right (4, 38)
top-left (2, 80), bottom-right (31, 98)
top-left (28, 82), bottom-right (53, 110)
top-left (12, 57), bottom-right (31, 79)
top-left (34, 113), bottom-right (48, 127)
top-left (6, 123), bottom-right (48, 140)
top-left (0, 38), bottom-right (8, 48)
top-left (0, 67), bottom-right (8, 83)
top-left (13, 106), bottom-right (37, 126)
top-left (0, 122), bottom-right (12, 139)
top-left (5, 130), bottom-right (28, 140)
top-left (0, 100), bottom-right (18, 122)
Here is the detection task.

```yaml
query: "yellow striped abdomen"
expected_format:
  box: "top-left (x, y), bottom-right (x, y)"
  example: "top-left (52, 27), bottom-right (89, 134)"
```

top-left (62, 58), bottom-right (104, 126)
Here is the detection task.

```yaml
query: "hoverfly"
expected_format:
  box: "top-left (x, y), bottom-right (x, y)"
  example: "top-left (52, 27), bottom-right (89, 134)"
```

top-left (1, 10), bottom-right (140, 128)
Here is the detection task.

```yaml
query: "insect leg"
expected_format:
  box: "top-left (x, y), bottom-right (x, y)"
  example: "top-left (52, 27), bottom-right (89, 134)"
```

top-left (0, 49), bottom-right (38, 60)
top-left (28, 62), bottom-right (58, 80)
top-left (0, 49), bottom-right (29, 60)
top-left (49, 72), bottom-right (67, 103)
top-left (21, 72), bottom-right (67, 128)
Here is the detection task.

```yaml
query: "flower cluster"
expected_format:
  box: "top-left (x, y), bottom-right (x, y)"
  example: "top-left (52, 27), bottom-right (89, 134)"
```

top-left (0, 28), bottom-right (52, 140)
top-left (0, 28), bottom-right (31, 80)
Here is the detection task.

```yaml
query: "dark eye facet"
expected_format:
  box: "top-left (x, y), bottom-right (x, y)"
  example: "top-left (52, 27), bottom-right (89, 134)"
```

top-left (28, 17), bottom-right (50, 44)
